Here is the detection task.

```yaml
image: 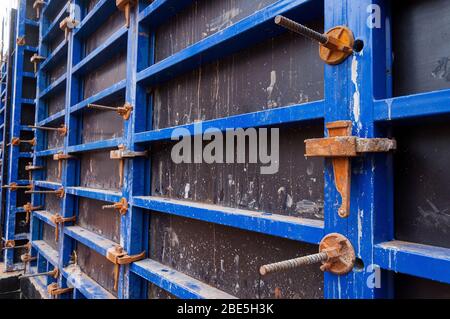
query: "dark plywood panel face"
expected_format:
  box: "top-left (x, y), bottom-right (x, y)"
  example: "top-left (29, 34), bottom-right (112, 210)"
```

top-left (45, 193), bottom-right (62, 213)
top-left (19, 131), bottom-right (35, 153)
top-left (84, 11), bottom-right (124, 55)
top-left (82, 52), bottom-right (127, 99)
top-left (77, 243), bottom-right (117, 296)
top-left (82, 109), bottom-right (124, 144)
top-left (151, 125), bottom-right (324, 220)
top-left (155, 0), bottom-right (279, 61)
top-left (394, 119), bottom-right (450, 248)
top-left (78, 198), bottom-right (120, 243)
top-left (47, 129), bottom-right (64, 150)
top-left (395, 273), bottom-right (450, 299)
top-left (25, 25), bottom-right (39, 48)
top-left (45, 157), bottom-right (61, 184)
top-left (23, 51), bottom-right (35, 73)
top-left (13, 240), bottom-right (29, 264)
top-left (392, 0), bottom-right (450, 97)
top-left (79, 151), bottom-right (121, 191)
top-left (22, 78), bottom-right (36, 100)
top-left (48, 32), bottom-right (66, 53)
top-left (149, 213), bottom-right (324, 299)
top-left (16, 189), bottom-right (31, 207)
top-left (47, 91), bottom-right (66, 116)
top-left (47, 59), bottom-right (67, 85)
top-left (18, 159), bottom-right (30, 180)
top-left (153, 28), bottom-right (324, 129)
top-left (15, 213), bottom-right (29, 234)
top-left (25, 0), bottom-right (35, 20)
top-left (42, 222), bottom-right (58, 251)
top-left (20, 105), bottom-right (35, 126)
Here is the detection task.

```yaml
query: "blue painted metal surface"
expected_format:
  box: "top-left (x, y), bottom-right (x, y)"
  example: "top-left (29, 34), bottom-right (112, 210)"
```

top-left (21, 0), bottom-right (450, 299)
top-left (2, 0), bottom-right (38, 271)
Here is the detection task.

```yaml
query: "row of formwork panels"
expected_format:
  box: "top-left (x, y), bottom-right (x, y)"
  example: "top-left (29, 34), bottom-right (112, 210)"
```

top-left (10, 0), bottom-right (450, 299)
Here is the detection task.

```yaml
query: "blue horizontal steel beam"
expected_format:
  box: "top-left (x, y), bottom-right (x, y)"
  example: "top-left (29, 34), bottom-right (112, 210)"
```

top-left (32, 240), bottom-right (59, 267)
top-left (62, 265), bottom-right (116, 299)
top-left (64, 226), bottom-right (116, 256)
top-left (41, 2), bottom-right (70, 43)
top-left (131, 259), bottom-right (236, 299)
top-left (139, 0), bottom-right (195, 27)
top-left (34, 180), bottom-right (62, 190)
top-left (137, 0), bottom-right (320, 86)
top-left (33, 210), bottom-right (56, 227)
top-left (374, 89), bottom-right (450, 121)
top-left (67, 138), bottom-right (122, 154)
top-left (133, 196), bottom-right (324, 245)
top-left (40, 41), bottom-right (68, 72)
top-left (35, 148), bottom-right (63, 157)
top-left (65, 187), bottom-right (122, 203)
top-left (38, 110), bottom-right (65, 126)
top-left (38, 74), bottom-right (67, 99)
top-left (135, 100), bottom-right (324, 144)
top-left (70, 79), bottom-right (126, 114)
top-left (74, 0), bottom-right (117, 39)
top-left (72, 27), bottom-right (128, 76)
top-left (374, 241), bottom-right (450, 285)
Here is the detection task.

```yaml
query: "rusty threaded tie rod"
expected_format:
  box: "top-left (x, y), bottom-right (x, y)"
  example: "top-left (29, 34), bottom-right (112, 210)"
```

top-left (260, 252), bottom-right (329, 276)
top-left (20, 268), bottom-right (58, 279)
top-left (275, 15), bottom-right (328, 44)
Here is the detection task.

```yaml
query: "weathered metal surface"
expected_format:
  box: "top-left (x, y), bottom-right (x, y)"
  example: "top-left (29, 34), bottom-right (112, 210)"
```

top-left (153, 27), bottom-right (324, 129)
top-left (151, 125), bottom-right (324, 219)
top-left (78, 198), bottom-right (121, 243)
top-left (45, 157), bottom-right (61, 183)
top-left (80, 151), bottom-right (121, 192)
top-left (42, 223), bottom-right (58, 251)
top-left (393, 0), bottom-right (450, 96)
top-left (82, 110), bottom-right (124, 144)
top-left (394, 119), bottom-right (450, 249)
top-left (77, 243), bottom-right (117, 297)
top-left (155, 0), bottom-right (279, 62)
top-left (149, 212), bottom-right (323, 299)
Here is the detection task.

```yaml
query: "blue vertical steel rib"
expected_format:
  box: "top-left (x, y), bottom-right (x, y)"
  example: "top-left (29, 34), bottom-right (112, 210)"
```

top-left (3, 0), bottom-right (38, 271)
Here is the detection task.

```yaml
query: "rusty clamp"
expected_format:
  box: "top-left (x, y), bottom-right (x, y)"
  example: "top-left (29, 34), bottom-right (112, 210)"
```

top-left (30, 54), bottom-right (46, 73)
top-left (33, 0), bottom-right (46, 19)
top-left (274, 15), bottom-right (355, 65)
top-left (50, 214), bottom-right (76, 241)
top-left (47, 283), bottom-right (74, 299)
top-left (110, 145), bottom-right (147, 187)
top-left (116, 0), bottom-right (137, 28)
top-left (53, 152), bottom-right (76, 178)
top-left (59, 17), bottom-right (79, 41)
top-left (23, 202), bottom-right (43, 224)
top-left (107, 245), bottom-right (145, 291)
top-left (260, 233), bottom-right (356, 276)
top-left (305, 121), bottom-right (396, 218)
top-left (16, 37), bottom-right (26, 46)
top-left (102, 198), bottom-right (129, 216)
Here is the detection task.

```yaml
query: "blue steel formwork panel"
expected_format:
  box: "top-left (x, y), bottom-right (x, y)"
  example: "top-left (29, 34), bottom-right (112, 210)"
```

top-left (27, 0), bottom-right (450, 299)
top-left (2, 0), bottom-right (39, 271)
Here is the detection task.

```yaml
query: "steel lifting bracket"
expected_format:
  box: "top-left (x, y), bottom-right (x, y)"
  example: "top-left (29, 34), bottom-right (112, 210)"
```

top-left (110, 145), bottom-right (147, 187)
top-left (33, 0), bottom-right (46, 19)
top-left (50, 214), bottom-right (76, 241)
top-left (53, 152), bottom-right (76, 178)
top-left (260, 233), bottom-right (356, 276)
top-left (59, 17), bottom-right (79, 41)
top-left (47, 283), bottom-right (74, 299)
top-left (116, 0), bottom-right (137, 28)
top-left (275, 15), bottom-right (355, 65)
top-left (102, 198), bottom-right (129, 216)
top-left (106, 245), bottom-right (145, 291)
top-left (305, 121), bottom-right (396, 218)
top-left (30, 54), bottom-right (45, 73)
top-left (23, 202), bottom-right (43, 224)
